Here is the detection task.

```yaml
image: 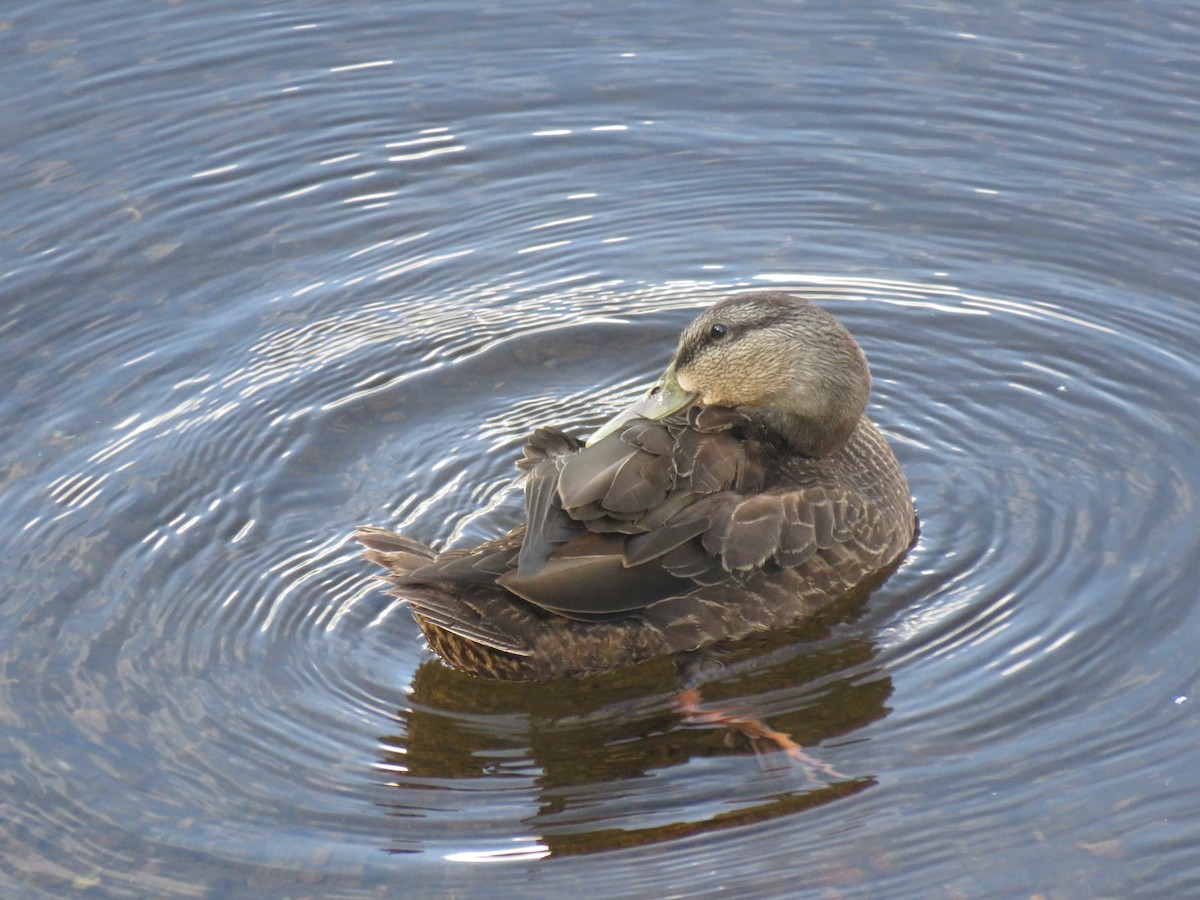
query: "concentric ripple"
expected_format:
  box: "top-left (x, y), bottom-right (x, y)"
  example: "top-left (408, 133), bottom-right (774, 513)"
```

top-left (8, 260), bottom-right (1200, 895)
top-left (5, 0), bottom-right (1200, 894)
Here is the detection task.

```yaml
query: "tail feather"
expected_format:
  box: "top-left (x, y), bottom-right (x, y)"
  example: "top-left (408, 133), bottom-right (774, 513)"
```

top-left (354, 525), bottom-right (534, 659)
top-left (354, 525), bottom-right (436, 576)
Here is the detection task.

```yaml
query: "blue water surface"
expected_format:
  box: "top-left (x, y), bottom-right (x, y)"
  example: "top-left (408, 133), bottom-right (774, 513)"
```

top-left (3, 1), bottom-right (1200, 896)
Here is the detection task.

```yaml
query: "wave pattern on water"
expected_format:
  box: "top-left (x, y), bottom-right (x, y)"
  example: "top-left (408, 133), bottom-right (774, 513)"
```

top-left (4, 0), bottom-right (1200, 896)
top-left (8, 261), bottom-right (1200, 896)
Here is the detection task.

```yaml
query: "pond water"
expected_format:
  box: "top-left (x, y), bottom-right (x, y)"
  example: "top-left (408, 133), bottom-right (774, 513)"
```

top-left (4, 1), bottom-right (1200, 896)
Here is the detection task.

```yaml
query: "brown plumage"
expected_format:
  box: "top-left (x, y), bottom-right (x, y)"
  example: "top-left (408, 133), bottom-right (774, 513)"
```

top-left (357, 291), bottom-right (915, 680)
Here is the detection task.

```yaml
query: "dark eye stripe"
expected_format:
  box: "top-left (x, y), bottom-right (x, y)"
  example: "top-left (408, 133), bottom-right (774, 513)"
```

top-left (676, 320), bottom-right (736, 369)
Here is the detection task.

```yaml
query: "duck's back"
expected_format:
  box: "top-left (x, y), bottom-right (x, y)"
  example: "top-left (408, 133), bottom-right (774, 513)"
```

top-left (358, 410), bottom-right (914, 681)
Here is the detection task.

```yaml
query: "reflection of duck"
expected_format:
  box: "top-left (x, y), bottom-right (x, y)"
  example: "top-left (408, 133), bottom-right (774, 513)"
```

top-left (379, 618), bottom-right (892, 855)
top-left (358, 291), bottom-right (915, 681)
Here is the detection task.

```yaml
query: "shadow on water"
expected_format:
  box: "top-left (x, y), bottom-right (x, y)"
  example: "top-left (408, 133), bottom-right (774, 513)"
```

top-left (375, 574), bottom-right (899, 857)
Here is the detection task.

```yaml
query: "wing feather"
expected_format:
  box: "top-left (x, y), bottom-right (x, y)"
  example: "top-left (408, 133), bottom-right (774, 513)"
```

top-left (429, 413), bottom-right (871, 623)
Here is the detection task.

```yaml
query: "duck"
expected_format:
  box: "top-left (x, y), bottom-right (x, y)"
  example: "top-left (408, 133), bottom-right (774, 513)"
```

top-left (357, 291), bottom-right (916, 682)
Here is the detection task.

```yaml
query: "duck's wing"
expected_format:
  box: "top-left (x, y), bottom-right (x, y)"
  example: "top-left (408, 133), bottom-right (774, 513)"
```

top-left (498, 423), bottom-right (689, 618)
top-left (357, 417), bottom-right (878, 657)
top-left (645, 484), bottom-right (866, 576)
top-left (497, 410), bottom-right (867, 621)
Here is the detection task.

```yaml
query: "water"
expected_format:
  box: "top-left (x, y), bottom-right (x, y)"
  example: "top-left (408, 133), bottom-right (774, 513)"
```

top-left (4, 1), bottom-right (1200, 896)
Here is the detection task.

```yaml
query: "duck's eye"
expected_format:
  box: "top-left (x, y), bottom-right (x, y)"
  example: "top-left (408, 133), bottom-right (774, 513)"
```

top-left (709, 323), bottom-right (728, 341)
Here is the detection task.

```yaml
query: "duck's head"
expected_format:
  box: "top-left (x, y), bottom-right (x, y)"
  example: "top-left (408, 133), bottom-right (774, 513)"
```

top-left (591, 291), bottom-right (871, 458)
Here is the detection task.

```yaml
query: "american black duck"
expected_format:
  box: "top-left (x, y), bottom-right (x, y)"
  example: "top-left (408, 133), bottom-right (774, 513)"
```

top-left (357, 291), bottom-right (915, 681)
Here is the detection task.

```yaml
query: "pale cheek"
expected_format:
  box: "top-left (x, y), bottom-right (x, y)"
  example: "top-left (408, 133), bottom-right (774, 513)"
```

top-left (679, 348), bottom-right (781, 406)
top-left (678, 367), bottom-right (732, 405)
top-left (707, 374), bottom-right (771, 407)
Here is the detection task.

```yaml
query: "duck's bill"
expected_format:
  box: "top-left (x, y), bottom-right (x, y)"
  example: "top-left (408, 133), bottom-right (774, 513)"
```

top-left (587, 368), bottom-right (698, 446)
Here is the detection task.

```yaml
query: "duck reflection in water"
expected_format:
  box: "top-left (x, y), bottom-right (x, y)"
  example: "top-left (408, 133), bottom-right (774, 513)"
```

top-left (376, 578), bottom-right (895, 855)
top-left (358, 291), bottom-right (916, 761)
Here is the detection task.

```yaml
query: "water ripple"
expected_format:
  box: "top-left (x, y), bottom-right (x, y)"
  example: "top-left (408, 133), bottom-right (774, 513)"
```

top-left (6, 231), bottom-right (1200, 895)
top-left (6, 0), bottom-right (1200, 893)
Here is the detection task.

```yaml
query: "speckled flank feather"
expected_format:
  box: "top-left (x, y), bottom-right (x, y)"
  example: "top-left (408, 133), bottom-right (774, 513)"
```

top-left (356, 292), bottom-right (916, 680)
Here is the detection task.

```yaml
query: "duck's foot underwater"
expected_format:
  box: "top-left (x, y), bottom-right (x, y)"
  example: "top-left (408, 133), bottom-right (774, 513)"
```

top-left (671, 688), bottom-right (845, 779)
